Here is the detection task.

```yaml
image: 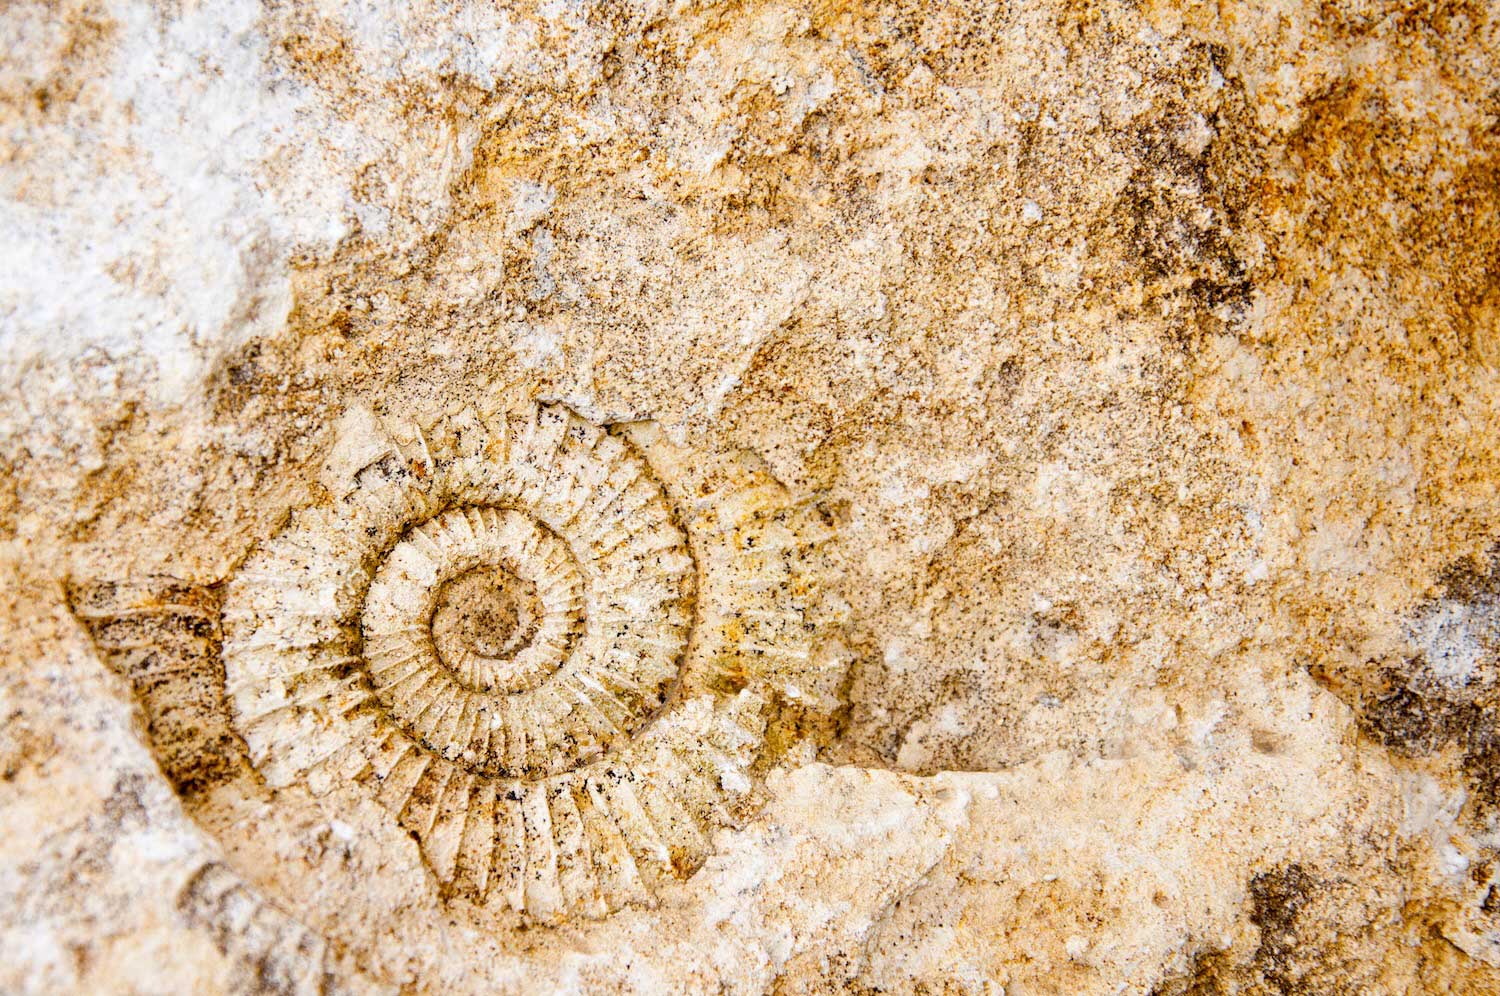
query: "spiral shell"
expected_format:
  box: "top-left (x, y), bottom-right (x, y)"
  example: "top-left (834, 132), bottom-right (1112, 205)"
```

top-left (216, 404), bottom-right (768, 920)
top-left (69, 400), bottom-right (847, 946)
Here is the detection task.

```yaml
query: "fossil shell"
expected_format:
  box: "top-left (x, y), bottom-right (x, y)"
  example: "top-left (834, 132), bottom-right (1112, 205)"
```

top-left (220, 403), bottom-right (765, 921)
top-left (69, 401), bottom-right (847, 945)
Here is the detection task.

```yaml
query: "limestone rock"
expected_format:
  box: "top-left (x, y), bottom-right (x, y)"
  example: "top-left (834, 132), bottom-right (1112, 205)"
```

top-left (2, 0), bottom-right (1499, 993)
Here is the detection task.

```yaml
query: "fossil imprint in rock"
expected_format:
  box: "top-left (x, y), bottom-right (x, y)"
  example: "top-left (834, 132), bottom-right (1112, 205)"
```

top-left (72, 402), bottom-right (847, 933)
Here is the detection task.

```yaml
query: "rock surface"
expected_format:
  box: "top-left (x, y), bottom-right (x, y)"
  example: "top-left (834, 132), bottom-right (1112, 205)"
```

top-left (2, 0), bottom-right (1499, 993)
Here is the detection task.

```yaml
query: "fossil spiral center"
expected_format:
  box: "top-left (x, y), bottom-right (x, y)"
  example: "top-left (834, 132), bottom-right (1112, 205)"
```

top-left (357, 506), bottom-right (595, 773)
top-left (431, 567), bottom-right (543, 675)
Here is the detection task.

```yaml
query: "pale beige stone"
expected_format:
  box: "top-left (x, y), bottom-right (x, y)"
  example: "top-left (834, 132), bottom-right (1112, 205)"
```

top-left (3, 0), bottom-right (1499, 993)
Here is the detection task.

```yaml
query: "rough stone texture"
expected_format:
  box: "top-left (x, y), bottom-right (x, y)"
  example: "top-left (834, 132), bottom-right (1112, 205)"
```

top-left (2, 0), bottom-right (1500, 993)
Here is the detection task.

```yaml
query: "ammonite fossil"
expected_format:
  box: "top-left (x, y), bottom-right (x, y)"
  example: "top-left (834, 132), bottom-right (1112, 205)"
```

top-left (71, 401), bottom-right (846, 952)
